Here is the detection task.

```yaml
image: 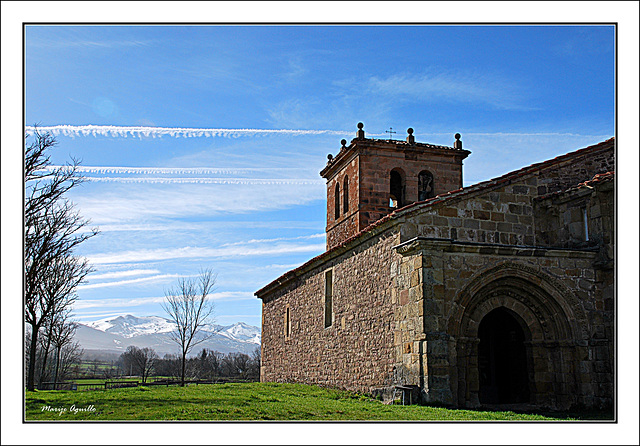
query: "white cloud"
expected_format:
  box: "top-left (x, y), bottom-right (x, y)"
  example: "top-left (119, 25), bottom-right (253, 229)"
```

top-left (88, 242), bottom-right (326, 265)
top-left (95, 220), bottom-right (323, 233)
top-left (221, 233), bottom-right (325, 247)
top-left (74, 291), bottom-right (256, 311)
top-left (71, 181), bottom-right (325, 224)
top-left (365, 70), bottom-right (531, 110)
top-left (80, 177), bottom-right (324, 185)
top-left (78, 273), bottom-right (183, 290)
top-left (25, 125), bottom-right (346, 139)
top-left (88, 269), bottom-right (160, 280)
top-left (51, 166), bottom-right (319, 176)
top-left (74, 296), bottom-right (167, 310)
top-left (207, 291), bottom-right (256, 301)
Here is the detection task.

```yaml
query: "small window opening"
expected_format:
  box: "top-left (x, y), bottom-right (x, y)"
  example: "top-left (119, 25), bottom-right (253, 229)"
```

top-left (418, 170), bottom-right (435, 201)
top-left (285, 306), bottom-right (291, 337)
top-left (324, 270), bottom-right (333, 328)
top-left (390, 169), bottom-right (405, 208)
top-left (334, 184), bottom-right (340, 219)
top-left (583, 208), bottom-right (589, 241)
top-left (343, 176), bottom-right (349, 214)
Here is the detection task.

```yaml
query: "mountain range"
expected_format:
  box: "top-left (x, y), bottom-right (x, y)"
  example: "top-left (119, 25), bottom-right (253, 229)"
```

top-left (75, 315), bottom-right (261, 357)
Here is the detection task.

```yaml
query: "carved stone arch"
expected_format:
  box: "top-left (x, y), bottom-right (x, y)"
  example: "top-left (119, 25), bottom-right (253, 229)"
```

top-left (447, 260), bottom-right (589, 409)
top-left (448, 261), bottom-right (589, 342)
top-left (462, 291), bottom-right (545, 342)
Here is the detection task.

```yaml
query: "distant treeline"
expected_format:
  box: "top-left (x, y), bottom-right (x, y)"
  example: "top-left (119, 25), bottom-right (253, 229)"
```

top-left (91, 347), bottom-right (261, 383)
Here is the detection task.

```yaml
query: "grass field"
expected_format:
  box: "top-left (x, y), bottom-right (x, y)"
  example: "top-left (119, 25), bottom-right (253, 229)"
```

top-left (24, 382), bottom-right (600, 421)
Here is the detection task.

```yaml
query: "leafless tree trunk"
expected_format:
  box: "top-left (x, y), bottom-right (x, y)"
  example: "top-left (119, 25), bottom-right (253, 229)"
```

top-left (50, 313), bottom-right (78, 388)
top-left (162, 268), bottom-right (217, 386)
top-left (119, 346), bottom-right (158, 383)
top-left (137, 348), bottom-right (158, 384)
top-left (57, 341), bottom-right (83, 383)
top-left (24, 129), bottom-right (97, 390)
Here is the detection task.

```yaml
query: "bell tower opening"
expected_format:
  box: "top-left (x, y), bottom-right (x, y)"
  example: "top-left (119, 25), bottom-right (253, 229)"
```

top-left (418, 170), bottom-right (435, 201)
top-left (478, 307), bottom-right (530, 404)
top-left (389, 169), bottom-right (405, 209)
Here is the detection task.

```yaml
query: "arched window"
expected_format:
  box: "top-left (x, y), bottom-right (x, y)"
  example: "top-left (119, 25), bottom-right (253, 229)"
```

top-left (343, 176), bottom-right (349, 214)
top-left (389, 169), bottom-right (405, 209)
top-left (418, 170), bottom-right (435, 201)
top-left (334, 183), bottom-right (340, 219)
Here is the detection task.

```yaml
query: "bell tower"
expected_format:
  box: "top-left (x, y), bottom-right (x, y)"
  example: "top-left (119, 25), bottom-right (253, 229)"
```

top-left (320, 122), bottom-right (471, 250)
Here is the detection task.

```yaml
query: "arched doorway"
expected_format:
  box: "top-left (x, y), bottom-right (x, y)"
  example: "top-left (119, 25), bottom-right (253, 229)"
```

top-left (477, 307), bottom-right (530, 404)
top-left (449, 264), bottom-right (589, 409)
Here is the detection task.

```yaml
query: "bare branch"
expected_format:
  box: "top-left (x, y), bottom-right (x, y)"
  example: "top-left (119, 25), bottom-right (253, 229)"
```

top-left (162, 268), bottom-right (217, 385)
top-left (24, 130), bottom-right (99, 391)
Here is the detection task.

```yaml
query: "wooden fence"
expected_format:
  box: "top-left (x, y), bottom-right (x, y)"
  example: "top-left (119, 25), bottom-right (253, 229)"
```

top-left (39, 377), bottom-right (252, 391)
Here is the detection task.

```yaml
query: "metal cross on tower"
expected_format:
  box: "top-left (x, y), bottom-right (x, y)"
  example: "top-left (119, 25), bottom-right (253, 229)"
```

top-left (385, 127), bottom-right (397, 140)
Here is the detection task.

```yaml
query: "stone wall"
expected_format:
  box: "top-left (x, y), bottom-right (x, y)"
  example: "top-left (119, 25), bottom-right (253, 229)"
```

top-left (533, 175), bottom-right (615, 387)
top-left (535, 145), bottom-right (615, 196)
top-left (260, 230), bottom-right (401, 395)
top-left (394, 237), bottom-right (613, 409)
top-left (258, 138), bottom-right (614, 410)
top-left (325, 154), bottom-right (360, 249)
top-left (397, 139), bottom-right (614, 249)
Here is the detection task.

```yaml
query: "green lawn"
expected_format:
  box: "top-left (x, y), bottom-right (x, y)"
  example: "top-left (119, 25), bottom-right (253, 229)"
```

top-left (23, 382), bottom-right (594, 421)
top-left (73, 377), bottom-right (170, 384)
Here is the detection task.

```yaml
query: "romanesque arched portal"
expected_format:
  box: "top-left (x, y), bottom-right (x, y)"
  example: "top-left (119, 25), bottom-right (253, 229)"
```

top-left (448, 263), bottom-right (589, 410)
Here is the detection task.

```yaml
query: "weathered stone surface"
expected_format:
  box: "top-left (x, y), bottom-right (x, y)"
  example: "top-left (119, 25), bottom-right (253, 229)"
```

top-left (257, 135), bottom-right (614, 410)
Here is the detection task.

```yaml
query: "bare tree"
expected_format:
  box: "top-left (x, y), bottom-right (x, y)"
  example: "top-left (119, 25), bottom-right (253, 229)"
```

top-left (154, 354), bottom-right (180, 379)
top-left (138, 348), bottom-right (158, 384)
top-left (24, 129), bottom-right (98, 390)
top-left (56, 340), bottom-right (83, 383)
top-left (162, 268), bottom-right (217, 386)
top-left (118, 346), bottom-right (158, 383)
top-left (195, 348), bottom-right (223, 380)
top-left (49, 313), bottom-right (78, 387)
top-left (249, 347), bottom-right (261, 381)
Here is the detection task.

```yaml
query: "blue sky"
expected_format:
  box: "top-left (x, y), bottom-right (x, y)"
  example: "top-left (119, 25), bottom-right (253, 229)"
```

top-left (2, 3), bottom-right (638, 444)
top-left (23, 24), bottom-right (617, 327)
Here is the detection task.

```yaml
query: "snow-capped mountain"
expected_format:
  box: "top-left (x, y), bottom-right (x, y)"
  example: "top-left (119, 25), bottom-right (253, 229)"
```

top-left (88, 315), bottom-right (175, 338)
top-left (217, 322), bottom-right (262, 344)
top-left (77, 315), bottom-right (260, 356)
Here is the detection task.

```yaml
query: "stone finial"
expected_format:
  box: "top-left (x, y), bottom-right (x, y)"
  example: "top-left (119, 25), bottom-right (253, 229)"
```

top-left (341, 139), bottom-right (347, 150)
top-left (357, 122), bottom-right (365, 139)
top-left (454, 133), bottom-right (462, 150)
top-left (406, 127), bottom-right (415, 145)
top-left (327, 153), bottom-right (333, 162)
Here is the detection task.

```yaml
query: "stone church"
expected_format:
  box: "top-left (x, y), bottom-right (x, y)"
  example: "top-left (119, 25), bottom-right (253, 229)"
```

top-left (256, 123), bottom-right (614, 410)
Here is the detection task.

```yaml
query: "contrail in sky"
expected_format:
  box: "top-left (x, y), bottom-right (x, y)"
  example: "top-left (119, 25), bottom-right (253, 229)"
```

top-left (79, 177), bottom-right (325, 185)
top-left (24, 125), bottom-right (609, 140)
top-left (25, 124), bottom-right (348, 138)
top-left (40, 165), bottom-right (324, 184)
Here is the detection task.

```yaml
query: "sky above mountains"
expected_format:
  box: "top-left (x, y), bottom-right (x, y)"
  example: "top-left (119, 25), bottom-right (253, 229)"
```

top-left (23, 24), bottom-right (615, 327)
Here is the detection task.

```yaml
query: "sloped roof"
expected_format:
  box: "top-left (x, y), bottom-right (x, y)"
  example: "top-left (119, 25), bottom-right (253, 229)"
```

top-left (256, 137), bottom-right (615, 298)
top-left (535, 171), bottom-right (615, 201)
